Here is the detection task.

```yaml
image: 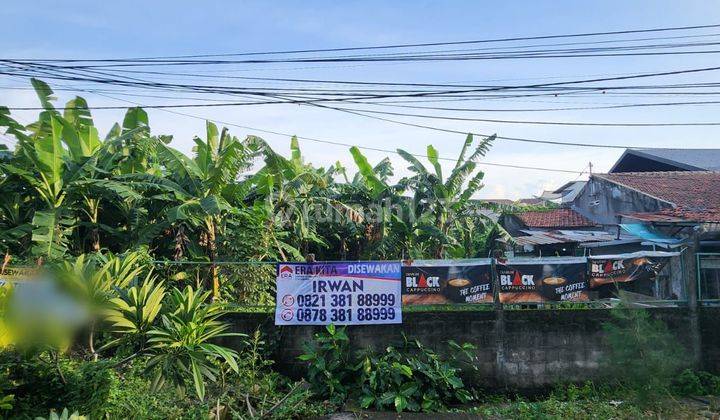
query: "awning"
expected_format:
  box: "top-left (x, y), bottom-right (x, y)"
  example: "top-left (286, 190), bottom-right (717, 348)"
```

top-left (619, 224), bottom-right (685, 245)
top-left (588, 250), bottom-right (680, 259)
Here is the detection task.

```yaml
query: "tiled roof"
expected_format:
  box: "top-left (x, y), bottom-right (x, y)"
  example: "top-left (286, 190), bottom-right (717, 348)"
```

top-left (595, 171), bottom-right (720, 223)
top-left (515, 208), bottom-right (597, 228)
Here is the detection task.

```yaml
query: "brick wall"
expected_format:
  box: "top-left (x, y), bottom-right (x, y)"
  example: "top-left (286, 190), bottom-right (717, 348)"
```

top-left (222, 307), bottom-right (708, 390)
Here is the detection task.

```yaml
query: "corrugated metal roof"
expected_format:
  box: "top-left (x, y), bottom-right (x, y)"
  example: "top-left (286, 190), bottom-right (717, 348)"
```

top-left (513, 229), bottom-right (622, 246)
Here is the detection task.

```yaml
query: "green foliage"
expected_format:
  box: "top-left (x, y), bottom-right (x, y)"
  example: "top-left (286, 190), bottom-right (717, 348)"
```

top-left (470, 392), bottom-right (644, 419)
top-left (0, 78), bottom-right (524, 417)
top-left (298, 324), bottom-right (352, 403)
top-left (0, 351), bottom-right (114, 418)
top-left (465, 380), bottom-right (709, 419)
top-left (356, 337), bottom-right (477, 412)
top-left (673, 369), bottom-right (720, 396)
top-left (104, 275), bottom-right (166, 342)
top-left (35, 408), bottom-right (87, 420)
top-left (2, 78), bottom-right (505, 278)
top-left (0, 394), bottom-right (13, 411)
top-left (63, 360), bottom-right (115, 417)
top-left (601, 304), bottom-right (686, 404)
top-left (146, 286), bottom-right (240, 400)
top-left (102, 358), bottom-right (210, 420)
top-left (298, 325), bottom-right (477, 413)
top-left (221, 330), bottom-right (332, 419)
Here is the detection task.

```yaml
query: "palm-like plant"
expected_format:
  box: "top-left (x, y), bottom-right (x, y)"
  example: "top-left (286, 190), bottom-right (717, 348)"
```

top-left (156, 122), bottom-right (263, 297)
top-left (400, 135), bottom-right (496, 258)
top-left (0, 79), bottom-right (148, 258)
top-left (251, 137), bottom-right (321, 258)
top-left (345, 147), bottom-right (408, 259)
top-left (146, 286), bottom-right (240, 400)
top-left (351, 134), bottom-right (506, 258)
top-left (104, 274), bottom-right (166, 345)
top-left (57, 251), bottom-right (145, 358)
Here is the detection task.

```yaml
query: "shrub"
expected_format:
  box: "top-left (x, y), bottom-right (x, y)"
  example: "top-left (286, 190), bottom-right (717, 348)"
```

top-left (673, 369), bottom-right (705, 396)
top-left (601, 305), bottom-right (686, 404)
top-left (298, 325), bottom-right (477, 412)
top-left (673, 369), bottom-right (720, 396)
top-left (356, 337), bottom-right (476, 412)
top-left (103, 358), bottom-right (209, 420)
top-left (0, 351), bottom-right (115, 418)
top-left (297, 324), bottom-right (353, 404)
top-left (223, 330), bottom-right (331, 419)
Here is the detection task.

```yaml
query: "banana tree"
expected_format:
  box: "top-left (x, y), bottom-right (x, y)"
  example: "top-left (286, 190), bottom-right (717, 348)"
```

top-left (393, 134), bottom-right (507, 258)
top-left (0, 80), bottom-right (75, 259)
top-left (249, 137), bottom-right (359, 260)
top-left (0, 79), bottom-right (148, 258)
top-left (157, 121), bottom-right (262, 298)
top-left (346, 147), bottom-right (411, 259)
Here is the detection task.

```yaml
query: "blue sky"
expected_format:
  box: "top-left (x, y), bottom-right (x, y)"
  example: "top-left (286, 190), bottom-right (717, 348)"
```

top-left (2, 1), bottom-right (720, 198)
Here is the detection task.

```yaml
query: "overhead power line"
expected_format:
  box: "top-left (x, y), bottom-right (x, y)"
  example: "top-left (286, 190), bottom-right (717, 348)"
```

top-left (9, 23), bottom-right (720, 61)
top-left (5, 61), bottom-right (720, 105)
top-left (0, 82), bottom-right (587, 175)
top-left (6, 99), bottom-right (720, 127)
top-left (1, 70), bottom-right (710, 149)
top-left (308, 104), bottom-right (634, 149)
top-left (324, 106), bottom-right (720, 127)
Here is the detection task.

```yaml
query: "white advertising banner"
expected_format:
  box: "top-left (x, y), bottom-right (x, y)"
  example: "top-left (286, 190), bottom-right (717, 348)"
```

top-left (275, 261), bottom-right (402, 326)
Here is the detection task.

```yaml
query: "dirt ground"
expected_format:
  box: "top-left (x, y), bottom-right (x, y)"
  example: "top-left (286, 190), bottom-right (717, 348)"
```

top-left (320, 396), bottom-right (720, 419)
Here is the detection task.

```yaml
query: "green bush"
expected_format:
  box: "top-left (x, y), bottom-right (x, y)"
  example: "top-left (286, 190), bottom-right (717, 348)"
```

top-left (298, 325), bottom-right (477, 413)
top-left (0, 350), bottom-right (114, 418)
top-left (673, 369), bottom-right (720, 396)
top-left (298, 324), bottom-right (353, 404)
top-left (216, 330), bottom-right (332, 419)
top-left (601, 305), bottom-right (686, 404)
top-left (103, 358), bottom-right (209, 420)
top-left (355, 337), bottom-right (476, 412)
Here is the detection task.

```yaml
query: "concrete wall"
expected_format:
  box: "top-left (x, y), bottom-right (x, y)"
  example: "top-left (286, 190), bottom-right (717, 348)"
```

top-left (571, 176), bottom-right (672, 227)
top-left (222, 307), bottom-right (711, 390)
top-left (700, 307), bottom-right (720, 372)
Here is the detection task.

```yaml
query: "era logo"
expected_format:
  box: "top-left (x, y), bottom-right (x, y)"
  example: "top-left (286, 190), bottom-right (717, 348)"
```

top-left (279, 265), bottom-right (293, 278)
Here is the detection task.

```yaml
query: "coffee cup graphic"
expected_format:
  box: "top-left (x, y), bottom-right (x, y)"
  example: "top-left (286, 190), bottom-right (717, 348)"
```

top-left (540, 276), bottom-right (567, 301)
top-left (443, 277), bottom-right (472, 302)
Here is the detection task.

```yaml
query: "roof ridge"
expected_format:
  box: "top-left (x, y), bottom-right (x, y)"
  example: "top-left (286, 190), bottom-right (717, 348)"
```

top-left (596, 170), bottom-right (720, 176)
top-left (629, 148), bottom-right (720, 151)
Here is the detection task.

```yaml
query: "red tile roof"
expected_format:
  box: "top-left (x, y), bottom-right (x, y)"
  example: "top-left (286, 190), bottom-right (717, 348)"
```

top-left (515, 208), bottom-right (597, 228)
top-left (595, 171), bottom-right (720, 223)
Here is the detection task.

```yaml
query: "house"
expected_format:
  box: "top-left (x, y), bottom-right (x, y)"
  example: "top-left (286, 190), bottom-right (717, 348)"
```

top-left (572, 171), bottom-right (720, 229)
top-left (568, 170), bottom-right (720, 300)
top-left (500, 208), bottom-right (632, 256)
top-left (538, 180), bottom-right (587, 204)
top-left (610, 148), bottom-right (720, 173)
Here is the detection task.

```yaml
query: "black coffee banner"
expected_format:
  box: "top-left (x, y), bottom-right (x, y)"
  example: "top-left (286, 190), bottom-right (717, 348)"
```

top-left (401, 259), bottom-right (492, 305)
top-left (588, 252), bottom-right (670, 288)
top-left (496, 258), bottom-right (589, 303)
